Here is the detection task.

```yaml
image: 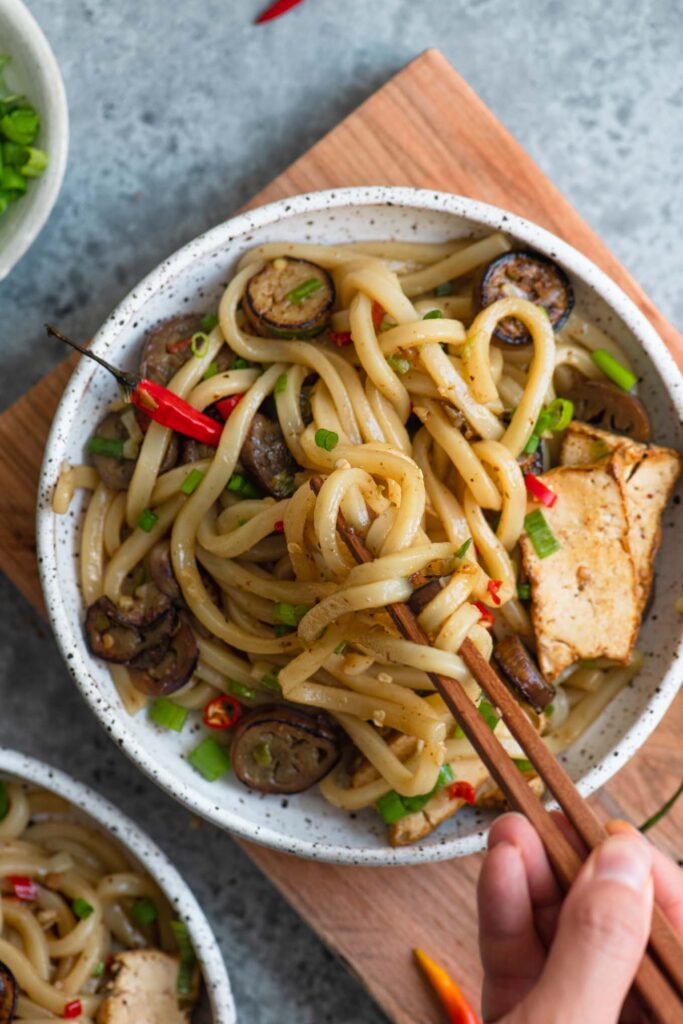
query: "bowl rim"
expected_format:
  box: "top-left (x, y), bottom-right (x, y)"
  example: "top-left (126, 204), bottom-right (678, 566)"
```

top-left (36, 185), bottom-right (683, 865)
top-left (0, 0), bottom-right (69, 280)
top-left (0, 746), bottom-right (236, 1022)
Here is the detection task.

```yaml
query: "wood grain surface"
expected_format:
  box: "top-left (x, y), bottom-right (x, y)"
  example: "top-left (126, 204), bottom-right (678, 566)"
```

top-left (0, 50), bottom-right (680, 1023)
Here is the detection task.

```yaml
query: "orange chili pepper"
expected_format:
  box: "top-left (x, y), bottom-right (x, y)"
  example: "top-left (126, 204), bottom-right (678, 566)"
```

top-left (414, 948), bottom-right (481, 1024)
top-left (371, 301), bottom-right (385, 331)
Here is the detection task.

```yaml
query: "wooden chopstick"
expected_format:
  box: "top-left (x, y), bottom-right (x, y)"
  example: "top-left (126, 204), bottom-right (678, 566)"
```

top-left (309, 477), bottom-right (683, 1024)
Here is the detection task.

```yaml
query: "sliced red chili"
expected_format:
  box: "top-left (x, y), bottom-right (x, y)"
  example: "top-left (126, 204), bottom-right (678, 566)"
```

top-left (486, 579), bottom-right (503, 606)
top-left (273, 521), bottom-right (285, 532)
top-left (524, 472), bottom-right (558, 508)
top-left (473, 601), bottom-right (494, 629)
top-left (328, 330), bottom-right (352, 347)
top-left (9, 875), bottom-right (37, 901)
top-left (166, 336), bottom-right (192, 355)
top-left (64, 1000), bottom-right (83, 1019)
top-left (372, 301), bottom-right (385, 331)
top-left (203, 695), bottom-right (241, 730)
top-left (256, 0), bottom-right (304, 23)
top-left (449, 781), bottom-right (476, 805)
top-left (216, 393), bottom-right (245, 421)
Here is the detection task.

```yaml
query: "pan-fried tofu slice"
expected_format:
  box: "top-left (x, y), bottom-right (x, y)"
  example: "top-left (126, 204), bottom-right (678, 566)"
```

top-left (388, 760), bottom-right (489, 847)
top-left (519, 463), bottom-right (639, 682)
top-left (561, 422), bottom-right (681, 611)
top-left (476, 774), bottom-right (545, 807)
top-left (96, 950), bottom-right (191, 1024)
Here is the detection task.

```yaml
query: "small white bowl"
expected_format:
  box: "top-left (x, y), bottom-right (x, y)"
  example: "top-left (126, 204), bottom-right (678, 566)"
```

top-left (37, 187), bottom-right (683, 865)
top-left (0, 0), bottom-right (69, 279)
top-left (0, 746), bottom-right (236, 1023)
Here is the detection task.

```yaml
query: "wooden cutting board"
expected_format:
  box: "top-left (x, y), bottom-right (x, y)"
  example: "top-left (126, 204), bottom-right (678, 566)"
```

top-left (0, 50), bottom-right (681, 1022)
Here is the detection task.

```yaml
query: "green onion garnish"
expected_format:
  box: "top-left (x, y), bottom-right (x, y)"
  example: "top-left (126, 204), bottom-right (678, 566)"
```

top-left (517, 582), bottom-right (531, 601)
top-left (226, 473), bottom-right (261, 498)
top-left (233, 358), bottom-right (250, 369)
top-left (591, 348), bottom-right (637, 392)
top-left (228, 679), bottom-right (258, 700)
top-left (188, 737), bottom-right (231, 781)
top-left (132, 897), bottom-right (158, 926)
top-left (315, 428), bottom-right (339, 451)
top-left (171, 919), bottom-right (197, 996)
top-left (478, 699), bottom-right (499, 731)
top-left (0, 781), bottom-right (8, 821)
top-left (202, 361), bottom-right (219, 380)
top-left (87, 436), bottom-right (124, 459)
top-left (180, 468), bottom-right (205, 495)
top-left (273, 602), bottom-right (310, 626)
top-left (1, 165), bottom-right (26, 192)
top-left (150, 697), bottom-right (188, 733)
top-left (274, 373), bottom-right (288, 395)
top-left (1, 105), bottom-right (40, 145)
top-left (91, 960), bottom-right (106, 978)
top-left (434, 281), bottom-right (454, 296)
top-left (639, 779), bottom-right (683, 834)
top-left (137, 508), bottom-right (159, 533)
top-left (72, 898), bottom-right (94, 920)
top-left (260, 672), bottom-right (282, 693)
top-left (274, 624), bottom-right (293, 637)
top-left (287, 277), bottom-right (322, 304)
top-left (376, 764), bottom-right (455, 823)
top-left (546, 703), bottom-right (555, 716)
top-left (524, 509), bottom-right (561, 559)
top-left (423, 309), bottom-right (443, 320)
top-left (513, 758), bottom-right (534, 774)
top-left (454, 537), bottom-right (472, 559)
top-left (536, 398), bottom-right (574, 434)
top-left (201, 313), bottom-right (219, 332)
top-left (21, 147), bottom-right (48, 177)
top-left (523, 433), bottom-right (541, 455)
top-left (334, 642), bottom-right (346, 655)
top-left (190, 332), bottom-right (210, 358)
top-left (386, 356), bottom-right (410, 374)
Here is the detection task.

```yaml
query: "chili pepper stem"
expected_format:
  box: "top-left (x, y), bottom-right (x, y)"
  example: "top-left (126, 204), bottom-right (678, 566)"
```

top-left (45, 323), bottom-right (139, 394)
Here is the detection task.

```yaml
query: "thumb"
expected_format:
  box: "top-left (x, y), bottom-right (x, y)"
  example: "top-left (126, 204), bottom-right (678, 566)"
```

top-left (523, 833), bottom-right (653, 1024)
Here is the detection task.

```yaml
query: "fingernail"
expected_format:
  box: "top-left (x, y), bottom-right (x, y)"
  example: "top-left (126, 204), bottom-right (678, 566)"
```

top-left (594, 835), bottom-right (651, 892)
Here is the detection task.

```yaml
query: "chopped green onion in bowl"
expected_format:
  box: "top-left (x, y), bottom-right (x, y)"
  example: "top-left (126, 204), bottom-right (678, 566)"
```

top-left (0, 58), bottom-right (48, 219)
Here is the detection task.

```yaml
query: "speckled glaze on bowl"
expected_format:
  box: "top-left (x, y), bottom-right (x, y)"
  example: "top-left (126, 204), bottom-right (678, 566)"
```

top-left (0, 0), bottom-right (69, 279)
top-left (0, 747), bottom-right (235, 1023)
top-left (37, 188), bottom-right (683, 866)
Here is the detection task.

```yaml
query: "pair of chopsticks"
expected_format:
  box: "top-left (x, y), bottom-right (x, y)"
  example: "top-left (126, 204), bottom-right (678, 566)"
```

top-left (309, 477), bottom-right (683, 1024)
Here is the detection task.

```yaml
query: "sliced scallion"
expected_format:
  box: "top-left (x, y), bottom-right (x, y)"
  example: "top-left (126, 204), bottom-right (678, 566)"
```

top-left (478, 699), bottom-right (499, 731)
top-left (513, 758), bottom-right (534, 774)
top-left (517, 582), bottom-right (531, 601)
top-left (273, 602), bottom-right (310, 626)
top-left (150, 697), bottom-right (188, 733)
top-left (180, 468), bottom-right (205, 495)
top-left (171, 919), bottom-right (197, 996)
top-left (274, 373), bottom-right (288, 395)
top-left (228, 680), bottom-right (258, 700)
top-left (314, 428), bottom-right (339, 451)
top-left (202, 361), bottom-right (219, 380)
top-left (200, 313), bottom-right (219, 332)
top-left (188, 737), bottom-right (231, 781)
top-left (524, 508), bottom-right (561, 559)
top-left (137, 508), bottom-right (158, 533)
top-left (333, 642), bottom-right (346, 655)
top-left (434, 281), bottom-right (454, 296)
top-left (226, 473), bottom-right (261, 498)
top-left (423, 309), bottom-right (443, 320)
top-left (454, 537), bottom-right (472, 560)
top-left (190, 332), bottom-right (210, 358)
top-left (287, 277), bottom-right (322, 304)
top-left (72, 898), bottom-right (94, 920)
top-left (591, 348), bottom-right (637, 392)
top-left (260, 672), bottom-right (282, 693)
top-left (132, 898), bottom-right (158, 925)
top-left (386, 356), bottom-right (410, 374)
top-left (91, 960), bottom-right (106, 978)
top-left (88, 436), bottom-right (124, 459)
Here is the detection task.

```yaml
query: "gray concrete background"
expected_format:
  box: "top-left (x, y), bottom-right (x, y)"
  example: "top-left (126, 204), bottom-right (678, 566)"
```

top-left (0, 1), bottom-right (681, 1021)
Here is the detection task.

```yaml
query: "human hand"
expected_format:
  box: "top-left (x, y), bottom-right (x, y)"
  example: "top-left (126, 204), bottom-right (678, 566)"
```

top-left (477, 813), bottom-right (683, 1023)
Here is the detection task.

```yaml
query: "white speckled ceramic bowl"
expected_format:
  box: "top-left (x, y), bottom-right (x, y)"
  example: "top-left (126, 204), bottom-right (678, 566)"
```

top-left (0, 0), bottom-right (69, 279)
top-left (0, 747), bottom-right (235, 1023)
top-left (37, 188), bottom-right (683, 865)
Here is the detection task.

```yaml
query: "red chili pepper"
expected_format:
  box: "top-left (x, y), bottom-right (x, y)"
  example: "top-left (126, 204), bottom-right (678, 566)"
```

top-left (166, 336), bottom-right (192, 355)
top-left (216, 393), bottom-right (245, 421)
top-left (414, 948), bottom-right (481, 1024)
top-left (372, 301), bottom-right (385, 331)
top-left (486, 579), bottom-right (503, 606)
top-left (64, 1000), bottom-right (83, 1020)
top-left (449, 781), bottom-right (476, 805)
top-left (203, 695), bottom-right (241, 730)
top-left (328, 330), bottom-right (352, 347)
top-left (274, 521), bottom-right (285, 532)
top-left (9, 875), bottom-right (37, 901)
top-left (473, 601), bottom-right (494, 629)
top-left (524, 472), bottom-right (557, 508)
top-left (256, 0), bottom-right (304, 23)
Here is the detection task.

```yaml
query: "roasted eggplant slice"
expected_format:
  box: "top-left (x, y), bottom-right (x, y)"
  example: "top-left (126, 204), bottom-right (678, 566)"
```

top-left (140, 313), bottom-right (204, 386)
top-left (231, 705), bottom-right (341, 794)
top-left (88, 408), bottom-right (178, 489)
top-left (475, 250), bottom-right (574, 345)
top-left (565, 379), bottom-right (650, 442)
top-left (493, 635), bottom-right (555, 712)
top-left (241, 413), bottom-right (298, 498)
top-left (128, 618), bottom-right (198, 696)
top-left (85, 596), bottom-right (176, 664)
top-left (244, 257), bottom-right (334, 339)
top-left (148, 541), bottom-right (182, 602)
top-left (0, 960), bottom-right (17, 1024)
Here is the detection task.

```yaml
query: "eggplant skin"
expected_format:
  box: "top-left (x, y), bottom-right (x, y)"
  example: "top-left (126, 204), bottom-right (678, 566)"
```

top-left (231, 705), bottom-right (342, 794)
top-left (565, 379), bottom-right (650, 442)
top-left (0, 959), bottom-right (17, 1024)
top-left (493, 635), bottom-right (555, 711)
top-left (244, 257), bottom-right (335, 338)
top-left (475, 250), bottom-right (574, 346)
